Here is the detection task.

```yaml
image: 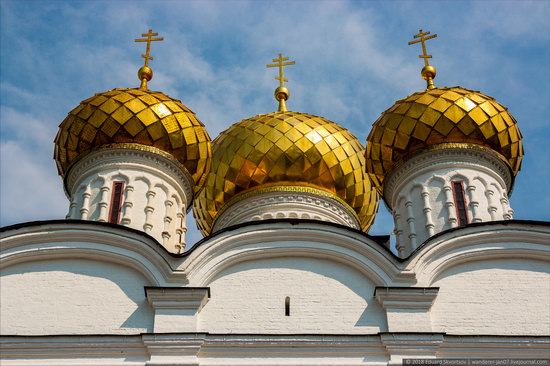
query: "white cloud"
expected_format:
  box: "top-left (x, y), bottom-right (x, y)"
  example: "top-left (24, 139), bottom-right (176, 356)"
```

top-left (0, 105), bottom-right (56, 147)
top-left (0, 141), bottom-right (67, 226)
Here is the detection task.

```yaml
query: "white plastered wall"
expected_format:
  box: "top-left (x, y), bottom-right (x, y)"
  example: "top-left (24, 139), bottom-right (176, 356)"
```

top-left (430, 258), bottom-right (550, 335)
top-left (198, 256), bottom-right (387, 334)
top-left (407, 223), bottom-right (550, 336)
top-left (1, 221), bottom-right (548, 338)
top-left (0, 258), bottom-right (154, 335)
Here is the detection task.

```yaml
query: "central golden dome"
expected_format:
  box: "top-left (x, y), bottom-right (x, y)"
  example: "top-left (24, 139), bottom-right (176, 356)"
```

top-left (193, 111), bottom-right (379, 235)
top-left (54, 88), bottom-right (212, 191)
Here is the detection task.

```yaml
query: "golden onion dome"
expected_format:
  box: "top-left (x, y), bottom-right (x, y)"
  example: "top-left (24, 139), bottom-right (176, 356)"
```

top-left (54, 29), bottom-right (212, 191)
top-left (365, 29), bottom-right (523, 194)
top-left (193, 110), bottom-right (380, 235)
top-left (53, 87), bottom-right (212, 191)
top-left (365, 86), bottom-right (523, 192)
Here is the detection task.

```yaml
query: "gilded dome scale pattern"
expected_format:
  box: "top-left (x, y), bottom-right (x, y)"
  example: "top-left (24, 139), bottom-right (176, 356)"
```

top-left (365, 86), bottom-right (523, 192)
top-left (193, 111), bottom-right (379, 235)
top-left (54, 88), bottom-right (212, 191)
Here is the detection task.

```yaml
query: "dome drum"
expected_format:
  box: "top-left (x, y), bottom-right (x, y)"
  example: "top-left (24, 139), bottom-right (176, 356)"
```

top-left (383, 145), bottom-right (515, 256)
top-left (382, 142), bottom-right (514, 204)
top-left (64, 143), bottom-right (195, 207)
top-left (63, 146), bottom-right (193, 253)
top-left (211, 185), bottom-right (361, 232)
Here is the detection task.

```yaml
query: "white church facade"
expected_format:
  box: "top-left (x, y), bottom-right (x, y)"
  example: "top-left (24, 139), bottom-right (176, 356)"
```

top-left (1, 29), bottom-right (549, 365)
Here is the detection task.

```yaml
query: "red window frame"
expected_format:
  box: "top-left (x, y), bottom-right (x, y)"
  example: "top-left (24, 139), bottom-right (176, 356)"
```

top-left (452, 181), bottom-right (469, 227)
top-left (108, 181), bottom-right (125, 224)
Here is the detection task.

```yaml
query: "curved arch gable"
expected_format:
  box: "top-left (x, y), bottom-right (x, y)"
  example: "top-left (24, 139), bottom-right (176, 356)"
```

top-left (1, 222), bottom-right (186, 286)
top-left (183, 222), bottom-right (405, 287)
top-left (405, 223), bottom-right (550, 286)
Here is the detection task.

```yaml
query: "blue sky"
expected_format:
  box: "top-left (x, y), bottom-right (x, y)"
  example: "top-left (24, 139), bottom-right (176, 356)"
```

top-left (1, 0), bottom-right (549, 245)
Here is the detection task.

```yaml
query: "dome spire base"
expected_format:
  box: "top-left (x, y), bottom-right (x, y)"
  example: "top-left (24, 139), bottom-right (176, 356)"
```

top-left (426, 78), bottom-right (436, 90)
top-left (278, 98), bottom-right (288, 112)
top-left (139, 78), bottom-right (149, 91)
top-left (274, 86), bottom-right (290, 112)
top-left (422, 65), bottom-right (437, 90)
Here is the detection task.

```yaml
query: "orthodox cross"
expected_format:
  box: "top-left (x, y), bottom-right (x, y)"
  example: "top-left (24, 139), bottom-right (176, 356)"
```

top-left (408, 29), bottom-right (437, 67)
top-left (135, 29), bottom-right (164, 68)
top-left (266, 53), bottom-right (296, 88)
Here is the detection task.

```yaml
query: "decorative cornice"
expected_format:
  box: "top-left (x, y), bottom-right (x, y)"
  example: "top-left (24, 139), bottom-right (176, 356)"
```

top-left (142, 333), bottom-right (206, 364)
top-left (374, 287), bottom-right (439, 310)
top-left (1, 334), bottom-right (548, 362)
top-left (65, 143), bottom-right (189, 178)
top-left (217, 183), bottom-right (357, 220)
top-left (384, 145), bottom-right (513, 208)
top-left (396, 143), bottom-right (513, 173)
top-left (145, 287), bottom-right (210, 311)
top-left (65, 146), bottom-right (194, 208)
top-left (212, 186), bottom-right (360, 232)
top-left (380, 332), bottom-right (444, 362)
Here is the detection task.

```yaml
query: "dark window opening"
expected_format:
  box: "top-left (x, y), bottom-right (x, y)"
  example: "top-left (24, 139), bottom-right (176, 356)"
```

top-left (178, 214), bottom-right (184, 245)
top-left (108, 181), bottom-right (125, 224)
top-left (452, 181), bottom-right (469, 227)
top-left (285, 296), bottom-right (290, 316)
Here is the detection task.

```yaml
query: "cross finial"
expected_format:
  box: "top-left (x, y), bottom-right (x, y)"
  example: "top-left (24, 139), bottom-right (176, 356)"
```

top-left (134, 29), bottom-right (164, 90)
top-left (408, 29), bottom-right (438, 89)
top-left (266, 53), bottom-right (295, 112)
top-left (267, 53), bottom-right (295, 88)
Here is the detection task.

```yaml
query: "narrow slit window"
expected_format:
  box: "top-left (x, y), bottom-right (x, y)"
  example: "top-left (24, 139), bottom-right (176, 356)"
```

top-left (452, 181), bottom-right (469, 227)
top-left (109, 181), bottom-right (125, 224)
top-left (285, 296), bottom-right (290, 316)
